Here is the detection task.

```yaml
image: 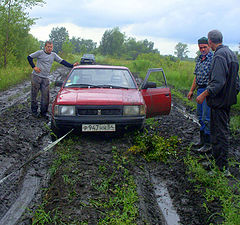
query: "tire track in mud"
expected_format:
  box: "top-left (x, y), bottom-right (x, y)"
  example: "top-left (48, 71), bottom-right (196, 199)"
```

top-left (0, 66), bottom-right (71, 224)
top-left (0, 107), bottom-right (52, 225)
top-left (0, 81), bottom-right (30, 114)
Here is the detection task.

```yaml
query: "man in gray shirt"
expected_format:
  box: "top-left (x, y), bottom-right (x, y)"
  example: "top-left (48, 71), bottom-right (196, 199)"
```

top-left (27, 40), bottom-right (79, 118)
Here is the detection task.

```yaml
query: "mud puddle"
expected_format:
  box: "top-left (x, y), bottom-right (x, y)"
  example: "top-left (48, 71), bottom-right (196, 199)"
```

top-left (151, 175), bottom-right (180, 225)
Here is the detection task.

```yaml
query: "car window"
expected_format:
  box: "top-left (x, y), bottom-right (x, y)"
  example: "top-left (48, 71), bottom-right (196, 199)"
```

top-left (65, 68), bottom-right (137, 88)
top-left (82, 54), bottom-right (95, 59)
top-left (146, 70), bottom-right (167, 88)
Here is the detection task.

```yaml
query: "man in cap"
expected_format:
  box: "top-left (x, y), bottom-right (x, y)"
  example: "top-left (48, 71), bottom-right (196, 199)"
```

top-left (196, 30), bottom-right (239, 173)
top-left (188, 37), bottom-right (213, 152)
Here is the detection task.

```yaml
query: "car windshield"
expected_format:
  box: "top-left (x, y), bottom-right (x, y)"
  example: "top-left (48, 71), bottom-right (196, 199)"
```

top-left (64, 68), bottom-right (137, 89)
top-left (82, 54), bottom-right (95, 59)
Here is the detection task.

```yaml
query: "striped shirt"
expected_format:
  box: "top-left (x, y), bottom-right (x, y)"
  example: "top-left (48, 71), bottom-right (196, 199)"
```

top-left (29, 50), bottom-right (63, 78)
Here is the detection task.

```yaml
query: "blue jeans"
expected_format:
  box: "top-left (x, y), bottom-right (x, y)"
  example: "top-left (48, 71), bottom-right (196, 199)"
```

top-left (197, 88), bottom-right (210, 135)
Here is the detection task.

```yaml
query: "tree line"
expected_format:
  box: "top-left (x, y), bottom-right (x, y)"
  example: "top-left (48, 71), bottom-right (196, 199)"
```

top-left (46, 26), bottom-right (160, 60)
top-left (44, 26), bottom-right (194, 61)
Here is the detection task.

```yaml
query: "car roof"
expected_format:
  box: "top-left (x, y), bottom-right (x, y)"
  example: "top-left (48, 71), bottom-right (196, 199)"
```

top-left (74, 65), bottom-right (129, 70)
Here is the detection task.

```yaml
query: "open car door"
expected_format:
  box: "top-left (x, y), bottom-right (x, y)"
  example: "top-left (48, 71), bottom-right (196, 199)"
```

top-left (140, 68), bottom-right (171, 118)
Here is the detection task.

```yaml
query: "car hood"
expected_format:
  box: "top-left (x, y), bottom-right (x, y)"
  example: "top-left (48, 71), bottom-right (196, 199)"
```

top-left (56, 88), bottom-right (143, 105)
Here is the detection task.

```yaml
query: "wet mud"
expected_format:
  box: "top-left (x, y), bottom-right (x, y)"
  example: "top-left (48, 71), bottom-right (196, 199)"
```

top-left (0, 66), bottom-right (239, 224)
top-left (0, 67), bottom-right (71, 224)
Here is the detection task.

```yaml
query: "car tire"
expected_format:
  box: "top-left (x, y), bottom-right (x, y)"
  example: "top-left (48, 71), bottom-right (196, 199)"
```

top-left (50, 120), bottom-right (63, 141)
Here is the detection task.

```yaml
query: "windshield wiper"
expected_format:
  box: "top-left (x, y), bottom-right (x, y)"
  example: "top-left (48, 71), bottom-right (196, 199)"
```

top-left (65, 84), bottom-right (129, 89)
top-left (65, 83), bottom-right (101, 88)
top-left (98, 85), bottom-right (129, 89)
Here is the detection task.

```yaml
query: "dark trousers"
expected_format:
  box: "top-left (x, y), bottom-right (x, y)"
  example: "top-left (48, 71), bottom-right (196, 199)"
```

top-left (31, 75), bottom-right (50, 115)
top-left (210, 107), bottom-right (230, 171)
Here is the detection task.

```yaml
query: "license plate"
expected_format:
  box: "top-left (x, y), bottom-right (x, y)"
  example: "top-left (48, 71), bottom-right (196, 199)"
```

top-left (82, 124), bottom-right (116, 132)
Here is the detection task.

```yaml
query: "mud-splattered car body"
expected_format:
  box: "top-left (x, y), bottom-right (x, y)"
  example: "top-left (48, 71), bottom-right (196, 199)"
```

top-left (51, 65), bottom-right (171, 137)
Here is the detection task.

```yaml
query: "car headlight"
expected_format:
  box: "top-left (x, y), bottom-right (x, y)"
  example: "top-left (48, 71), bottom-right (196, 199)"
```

top-left (54, 105), bottom-right (76, 116)
top-left (123, 105), bottom-right (145, 116)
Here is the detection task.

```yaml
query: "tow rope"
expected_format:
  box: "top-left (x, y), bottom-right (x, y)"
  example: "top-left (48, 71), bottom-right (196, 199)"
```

top-left (0, 129), bottom-right (73, 185)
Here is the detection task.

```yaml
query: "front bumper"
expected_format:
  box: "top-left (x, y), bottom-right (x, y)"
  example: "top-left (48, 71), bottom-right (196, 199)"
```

top-left (52, 115), bottom-right (145, 131)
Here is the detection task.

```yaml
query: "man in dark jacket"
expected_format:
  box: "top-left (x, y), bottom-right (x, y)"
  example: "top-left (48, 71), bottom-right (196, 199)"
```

top-left (196, 30), bottom-right (240, 173)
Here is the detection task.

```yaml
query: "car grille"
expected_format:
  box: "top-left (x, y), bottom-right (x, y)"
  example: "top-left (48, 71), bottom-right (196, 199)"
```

top-left (76, 106), bottom-right (122, 116)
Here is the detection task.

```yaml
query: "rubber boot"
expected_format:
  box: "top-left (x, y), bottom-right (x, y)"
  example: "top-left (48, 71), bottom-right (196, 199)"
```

top-left (193, 130), bottom-right (205, 147)
top-left (196, 134), bottom-right (211, 153)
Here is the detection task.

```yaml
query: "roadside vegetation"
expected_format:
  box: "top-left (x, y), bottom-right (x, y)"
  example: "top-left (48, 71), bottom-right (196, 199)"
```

top-left (184, 152), bottom-right (240, 225)
top-left (129, 124), bottom-right (240, 224)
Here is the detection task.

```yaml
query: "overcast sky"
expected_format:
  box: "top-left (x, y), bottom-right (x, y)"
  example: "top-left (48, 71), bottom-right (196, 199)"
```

top-left (29, 0), bottom-right (240, 58)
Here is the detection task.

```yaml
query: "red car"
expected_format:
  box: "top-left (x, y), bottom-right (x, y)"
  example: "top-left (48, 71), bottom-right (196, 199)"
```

top-left (51, 65), bottom-right (171, 137)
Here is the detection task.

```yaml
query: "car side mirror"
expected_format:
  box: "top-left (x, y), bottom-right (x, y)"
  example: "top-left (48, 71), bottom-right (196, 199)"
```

top-left (55, 80), bottom-right (63, 87)
top-left (141, 81), bottom-right (157, 89)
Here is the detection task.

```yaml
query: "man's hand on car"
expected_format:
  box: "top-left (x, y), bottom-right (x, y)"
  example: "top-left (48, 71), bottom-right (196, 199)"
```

top-left (34, 67), bottom-right (41, 73)
top-left (73, 62), bottom-right (79, 67)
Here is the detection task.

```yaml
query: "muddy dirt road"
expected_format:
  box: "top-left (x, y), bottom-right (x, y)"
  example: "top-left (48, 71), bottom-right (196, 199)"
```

top-left (0, 66), bottom-right (239, 224)
top-left (0, 67), bottom-right (71, 225)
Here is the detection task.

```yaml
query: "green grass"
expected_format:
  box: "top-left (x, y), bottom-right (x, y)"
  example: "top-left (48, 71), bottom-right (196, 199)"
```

top-left (91, 147), bottom-right (139, 225)
top-left (171, 88), bottom-right (197, 109)
top-left (230, 115), bottom-right (240, 135)
top-left (128, 129), bottom-right (181, 163)
top-left (0, 64), bottom-right (32, 91)
top-left (184, 150), bottom-right (240, 224)
top-left (232, 94), bottom-right (240, 111)
top-left (31, 202), bottom-right (62, 225)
